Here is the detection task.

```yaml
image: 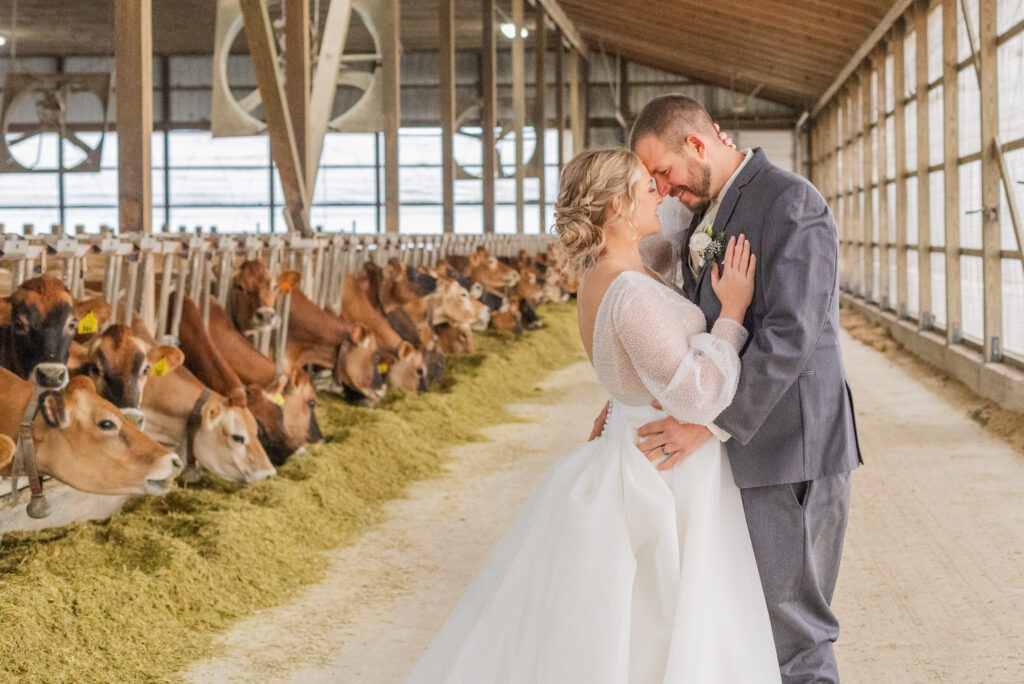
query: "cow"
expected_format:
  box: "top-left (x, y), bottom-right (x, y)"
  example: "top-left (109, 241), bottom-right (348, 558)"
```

top-left (178, 297), bottom-right (301, 466)
top-left (205, 299), bottom-right (323, 446)
top-left (227, 259), bottom-right (300, 334)
top-left (0, 368), bottom-right (181, 496)
top-left (0, 276), bottom-right (111, 379)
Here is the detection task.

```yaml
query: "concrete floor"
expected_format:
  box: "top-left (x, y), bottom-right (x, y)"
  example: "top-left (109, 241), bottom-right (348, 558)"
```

top-left (184, 331), bottom-right (1024, 683)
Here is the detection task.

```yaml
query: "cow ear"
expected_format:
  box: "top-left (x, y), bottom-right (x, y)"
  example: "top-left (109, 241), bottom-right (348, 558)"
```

top-left (202, 399), bottom-right (225, 429)
top-left (147, 345), bottom-right (185, 373)
top-left (40, 390), bottom-right (69, 428)
top-left (469, 251), bottom-right (483, 267)
top-left (267, 372), bottom-right (288, 396)
top-left (351, 324), bottom-right (373, 348)
top-left (74, 297), bottom-right (112, 328)
top-left (470, 282), bottom-right (484, 299)
top-left (289, 365), bottom-right (308, 391)
top-left (277, 271), bottom-right (301, 293)
top-left (397, 340), bottom-right (416, 361)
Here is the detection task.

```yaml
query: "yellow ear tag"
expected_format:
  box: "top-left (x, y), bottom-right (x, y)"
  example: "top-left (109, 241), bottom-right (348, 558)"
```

top-left (151, 357), bottom-right (170, 377)
top-left (377, 362), bottom-right (389, 375)
top-left (272, 393), bottom-right (285, 406)
top-left (77, 312), bottom-right (98, 335)
top-left (279, 281), bottom-right (292, 294)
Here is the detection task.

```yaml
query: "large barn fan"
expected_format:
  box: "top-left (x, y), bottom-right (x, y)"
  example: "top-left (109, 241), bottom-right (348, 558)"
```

top-left (453, 100), bottom-right (543, 181)
top-left (211, 0), bottom-right (385, 136)
top-left (0, 73), bottom-right (111, 173)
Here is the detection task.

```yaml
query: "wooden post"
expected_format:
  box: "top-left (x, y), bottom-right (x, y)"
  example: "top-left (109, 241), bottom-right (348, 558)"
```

top-left (534, 3), bottom-right (548, 233)
top-left (555, 29), bottom-right (565, 168)
top-left (877, 46), bottom-right (891, 310)
top-left (382, 0), bottom-right (401, 233)
top-left (511, 0), bottom-right (526, 234)
top-left (943, 0), bottom-right (962, 343)
top-left (979, 0), bottom-right (1001, 361)
top-left (239, 0), bottom-right (310, 235)
top-left (481, 0), bottom-right (497, 234)
top-left (285, 0), bottom-right (310, 179)
top-left (619, 56), bottom-right (630, 139)
top-left (115, 0), bottom-right (153, 234)
top-left (851, 81), bottom-right (863, 296)
top-left (861, 66), bottom-right (874, 302)
top-left (569, 50), bottom-right (582, 155)
top-left (440, 0), bottom-right (456, 233)
top-left (915, 0), bottom-right (932, 328)
top-left (894, 20), bottom-right (909, 318)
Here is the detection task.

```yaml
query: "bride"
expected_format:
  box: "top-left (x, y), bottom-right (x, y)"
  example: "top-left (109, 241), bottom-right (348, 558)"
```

top-left (408, 147), bottom-right (780, 683)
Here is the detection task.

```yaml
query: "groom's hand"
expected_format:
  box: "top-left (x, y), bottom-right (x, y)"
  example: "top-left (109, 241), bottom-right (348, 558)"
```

top-left (589, 401), bottom-right (610, 441)
top-left (637, 403), bottom-right (713, 470)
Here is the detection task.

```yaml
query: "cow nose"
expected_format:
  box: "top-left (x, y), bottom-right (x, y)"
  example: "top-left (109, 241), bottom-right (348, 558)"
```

top-left (254, 307), bottom-right (277, 328)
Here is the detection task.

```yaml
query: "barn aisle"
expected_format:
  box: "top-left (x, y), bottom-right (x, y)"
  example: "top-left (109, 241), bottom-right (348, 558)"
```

top-left (183, 332), bottom-right (1024, 683)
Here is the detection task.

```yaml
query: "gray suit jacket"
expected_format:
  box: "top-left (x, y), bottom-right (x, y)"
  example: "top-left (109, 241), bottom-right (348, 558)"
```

top-left (682, 148), bottom-right (862, 488)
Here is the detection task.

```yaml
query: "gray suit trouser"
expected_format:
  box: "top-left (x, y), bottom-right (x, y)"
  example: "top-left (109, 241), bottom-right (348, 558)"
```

top-left (740, 471), bottom-right (852, 684)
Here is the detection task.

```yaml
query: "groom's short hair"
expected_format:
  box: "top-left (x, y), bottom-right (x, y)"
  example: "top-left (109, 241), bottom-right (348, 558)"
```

top-left (629, 95), bottom-right (718, 152)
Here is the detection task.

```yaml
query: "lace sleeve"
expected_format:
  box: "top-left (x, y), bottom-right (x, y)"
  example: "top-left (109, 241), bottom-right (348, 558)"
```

top-left (609, 275), bottom-right (747, 426)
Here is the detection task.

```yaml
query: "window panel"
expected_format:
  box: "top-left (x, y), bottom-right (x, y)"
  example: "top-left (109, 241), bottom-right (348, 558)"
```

top-left (169, 168), bottom-right (270, 206)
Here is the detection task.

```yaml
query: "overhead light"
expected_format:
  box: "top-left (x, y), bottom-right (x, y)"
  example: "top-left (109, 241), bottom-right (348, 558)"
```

top-left (499, 23), bottom-right (528, 39)
top-left (0, 36), bottom-right (7, 47)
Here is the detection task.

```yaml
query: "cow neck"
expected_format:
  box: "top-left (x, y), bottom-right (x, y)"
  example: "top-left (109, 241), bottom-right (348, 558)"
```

top-left (207, 300), bottom-right (277, 388)
top-left (179, 297), bottom-right (248, 403)
top-left (182, 387), bottom-right (211, 477)
top-left (284, 287), bottom-right (349, 345)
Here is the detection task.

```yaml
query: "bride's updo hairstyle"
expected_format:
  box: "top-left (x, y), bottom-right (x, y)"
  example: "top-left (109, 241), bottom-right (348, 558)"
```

top-left (553, 147), bottom-right (646, 276)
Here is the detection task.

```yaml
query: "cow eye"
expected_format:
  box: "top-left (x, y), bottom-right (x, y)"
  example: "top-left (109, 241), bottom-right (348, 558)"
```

top-left (307, 399), bottom-right (316, 409)
top-left (97, 419), bottom-right (117, 431)
top-left (232, 434), bottom-right (245, 445)
top-left (142, 365), bottom-right (152, 376)
top-left (234, 283), bottom-right (244, 291)
top-left (416, 368), bottom-right (424, 377)
top-left (67, 318), bottom-right (78, 333)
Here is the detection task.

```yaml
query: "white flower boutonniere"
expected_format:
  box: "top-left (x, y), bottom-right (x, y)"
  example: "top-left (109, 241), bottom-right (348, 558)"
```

top-left (688, 224), bottom-right (727, 269)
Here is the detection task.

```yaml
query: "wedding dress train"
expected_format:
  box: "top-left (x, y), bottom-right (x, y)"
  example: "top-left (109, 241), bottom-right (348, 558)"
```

top-left (407, 271), bottom-right (780, 683)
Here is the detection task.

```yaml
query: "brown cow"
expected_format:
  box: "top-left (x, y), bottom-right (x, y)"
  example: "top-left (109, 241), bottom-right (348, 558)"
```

top-left (0, 276), bottom-right (110, 379)
top-left (205, 299), bottom-right (323, 446)
top-left (466, 247), bottom-right (520, 290)
top-left (227, 260), bottom-right (300, 334)
top-left (178, 297), bottom-right (301, 466)
top-left (0, 370), bottom-right (181, 496)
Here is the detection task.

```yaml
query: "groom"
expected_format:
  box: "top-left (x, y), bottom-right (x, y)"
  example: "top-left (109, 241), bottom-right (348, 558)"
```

top-left (628, 95), bottom-right (861, 683)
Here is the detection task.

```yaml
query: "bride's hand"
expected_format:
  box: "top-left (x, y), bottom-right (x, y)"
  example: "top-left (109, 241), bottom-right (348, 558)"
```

top-left (710, 234), bottom-right (755, 323)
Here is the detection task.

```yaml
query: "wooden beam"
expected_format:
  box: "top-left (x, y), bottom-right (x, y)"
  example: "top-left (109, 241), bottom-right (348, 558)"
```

top-left (569, 49), bottom-right (582, 155)
top-left (239, 0), bottom-right (310, 235)
top-left (876, 46), bottom-right (891, 311)
top-left (512, 0), bottom-right (526, 234)
top-left (285, 0), bottom-right (310, 182)
top-left (893, 20), bottom-right (909, 318)
top-left (534, 3), bottom-right (548, 232)
top-left (307, 0), bottom-right (353, 207)
top-left (115, 0), bottom-right (153, 234)
top-left (812, 0), bottom-right (916, 117)
top-left (943, 0), bottom-right (961, 343)
top-left (382, 0), bottom-right (401, 233)
top-left (915, 1), bottom-right (932, 328)
top-left (861, 66), bottom-right (874, 302)
top-left (481, 0), bottom-right (497, 234)
top-left (979, 0), bottom-right (1001, 360)
top-left (554, 29), bottom-right (564, 168)
top-left (534, 0), bottom-right (588, 59)
top-left (440, 0), bottom-right (456, 233)
top-left (844, 89), bottom-right (855, 292)
top-left (852, 79), bottom-right (863, 297)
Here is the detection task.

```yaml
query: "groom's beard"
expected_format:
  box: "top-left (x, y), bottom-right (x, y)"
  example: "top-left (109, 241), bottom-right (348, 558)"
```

top-left (671, 160), bottom-right (713, 213)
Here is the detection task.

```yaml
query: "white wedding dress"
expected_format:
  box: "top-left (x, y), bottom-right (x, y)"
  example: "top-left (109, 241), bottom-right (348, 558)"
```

top-left (407, 271), bottom-right (780, 684)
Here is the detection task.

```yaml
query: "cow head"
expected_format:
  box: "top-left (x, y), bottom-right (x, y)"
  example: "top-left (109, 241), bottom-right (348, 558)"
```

top-left (3, 276), bottom-right (106, 379)
top-left (490, 297), bottom-right (524, 338)
top-left (431, 278), bottom-right (487, 328)
top-left (1, 375), bottom-right (183, 496)
top-left (335, 324), bottom-right (386, 404)
top-left (243, 384), bottom-right (302, 467)
top-left (434, 322), bottom-right (475, 355)
top-left (80, 325), bottom-right (184, 424)
top-left (229, 260), bottom-right (296, 333)
top-left (383, 340), bottom-right (429, 393)
top-left (468, 248), bottom-right (520, 290)
top-left (515, 268), bottom-right (545, 307)
top-left (191, 396), bottom-right (277, 483)
top-left (271, 366), bottom-right (323, 446)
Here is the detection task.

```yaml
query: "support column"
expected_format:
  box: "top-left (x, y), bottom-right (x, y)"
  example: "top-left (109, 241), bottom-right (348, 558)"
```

top-left (979, 0), bottom-right (1002, 361)
top-left (943, 0), bottom-right (962, 343)
top-left (569, 50), bottom-right (582, 155)
top-left (382, 0), bottom-right (402, 233)
top-left (554, 29), bottom-right (564, 168)
top-left (511, 0), bottom-right (526, 234)
top-left (285, 0), bottom-right (310, 182)
top-left (861, 66), bottom-right (874, 302)
top-left (894, 20), bottom-right (909, 318)
top-left (876, 46), bottom-right (891, 311)
top-left (480, 0), bottom-right (497, 234)
top-left (440, 0), bottom-right (456, 233)
top-left (115, 0), bottom-right (153, 234)
top-left (534, 3), bottom-right (548, 233)
top-left (915, 0), bottom-right (932, 329)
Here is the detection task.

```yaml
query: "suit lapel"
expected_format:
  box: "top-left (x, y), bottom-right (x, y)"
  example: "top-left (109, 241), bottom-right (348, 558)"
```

top-left (694, 148), bottom-right (769, 302)
top-left (680, 211), bottom-right (703, 299)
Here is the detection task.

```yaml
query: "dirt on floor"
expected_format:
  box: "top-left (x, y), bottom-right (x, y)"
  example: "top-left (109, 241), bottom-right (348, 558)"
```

top-left (840, 305), bottom-right (1024, 458)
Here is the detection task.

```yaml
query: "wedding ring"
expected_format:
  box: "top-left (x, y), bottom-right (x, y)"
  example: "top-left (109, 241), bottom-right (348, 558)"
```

top-left (660, 445), bottom-right (670, 457)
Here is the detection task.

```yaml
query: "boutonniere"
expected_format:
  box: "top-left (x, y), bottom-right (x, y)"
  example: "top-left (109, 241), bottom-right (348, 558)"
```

top-left (688, 224), bottom-right (727, 269)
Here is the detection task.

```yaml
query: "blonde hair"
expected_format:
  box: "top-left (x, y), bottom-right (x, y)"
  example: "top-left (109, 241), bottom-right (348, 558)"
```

top-left (551, 147), bottom-right (647, 276)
